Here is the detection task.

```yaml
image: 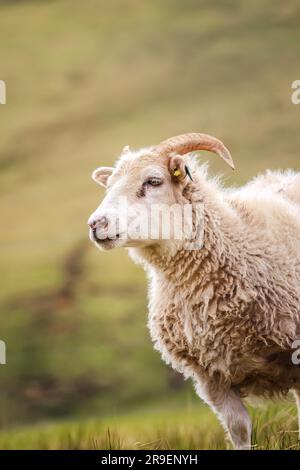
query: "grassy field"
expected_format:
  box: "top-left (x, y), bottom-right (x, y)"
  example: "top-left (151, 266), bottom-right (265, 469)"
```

top-left (0, 0), bottom-right (300, 449)
top-left (0, 400), bottom-right (298, 450)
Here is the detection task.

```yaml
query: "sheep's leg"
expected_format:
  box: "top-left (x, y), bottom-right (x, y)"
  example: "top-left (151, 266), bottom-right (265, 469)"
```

top-left (293, 389), bottom-right (300, 440)
top-left (194, 376), bottom-right (252, 450)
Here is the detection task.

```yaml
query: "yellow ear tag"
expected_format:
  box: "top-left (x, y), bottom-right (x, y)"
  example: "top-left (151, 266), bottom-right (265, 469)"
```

top-left (173, 168), bottom-right (181, 177)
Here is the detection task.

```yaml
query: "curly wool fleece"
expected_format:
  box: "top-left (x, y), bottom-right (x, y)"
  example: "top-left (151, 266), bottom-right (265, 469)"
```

top-left (130, 167), bottom-right (300, 398)
top-left (89, 138), bottom-right (300, 449)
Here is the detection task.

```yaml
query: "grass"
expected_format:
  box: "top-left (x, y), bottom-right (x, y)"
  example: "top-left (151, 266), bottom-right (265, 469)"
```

top-left (0, 401), bottom-right (298, 450)
top-left (0, 0), bottom-right (300, 448)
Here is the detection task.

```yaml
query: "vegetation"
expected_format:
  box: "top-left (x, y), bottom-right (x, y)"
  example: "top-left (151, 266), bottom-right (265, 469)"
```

top-left (0, 0), bottom-right (299, 448)
top-left (0, 400), bottom-right (298, 450)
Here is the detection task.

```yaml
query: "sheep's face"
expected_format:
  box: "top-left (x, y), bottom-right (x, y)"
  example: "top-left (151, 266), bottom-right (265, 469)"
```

top-left (88, 149), bottom-right (191, 251)
top-left (88, 134), bottom-right (233, 251)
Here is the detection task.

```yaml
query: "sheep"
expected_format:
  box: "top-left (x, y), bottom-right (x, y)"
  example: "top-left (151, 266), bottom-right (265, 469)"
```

top-left (88, 133), bottom-right (300, 450)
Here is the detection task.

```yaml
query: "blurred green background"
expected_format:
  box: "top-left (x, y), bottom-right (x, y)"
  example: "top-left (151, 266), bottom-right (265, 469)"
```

top-left (0, 0), bottom-right (300, 449)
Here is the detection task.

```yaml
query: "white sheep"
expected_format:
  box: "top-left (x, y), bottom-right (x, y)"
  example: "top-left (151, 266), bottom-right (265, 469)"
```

top-left (88, 133), bottom-right (300, 450)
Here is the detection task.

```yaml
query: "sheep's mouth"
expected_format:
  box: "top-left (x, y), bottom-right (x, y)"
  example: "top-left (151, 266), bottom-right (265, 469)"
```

top-left (98, 234), bottom-right (120, 242)
top-left (92, 232), bottom-right (122, 250)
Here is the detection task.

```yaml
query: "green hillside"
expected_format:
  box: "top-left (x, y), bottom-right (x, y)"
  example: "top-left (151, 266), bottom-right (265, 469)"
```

top-left (0, 0), bottom-right (300, 447)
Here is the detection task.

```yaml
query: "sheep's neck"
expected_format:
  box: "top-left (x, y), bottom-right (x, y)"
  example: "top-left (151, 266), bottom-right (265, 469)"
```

top-left (136, 196), bottom-right (242, 291)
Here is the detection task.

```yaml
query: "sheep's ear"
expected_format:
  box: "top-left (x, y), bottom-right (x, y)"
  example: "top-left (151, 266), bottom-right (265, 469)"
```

top-left (92, 167), bottom-right (113, 187)
top-left (168, 155), bottom-right (187, 183)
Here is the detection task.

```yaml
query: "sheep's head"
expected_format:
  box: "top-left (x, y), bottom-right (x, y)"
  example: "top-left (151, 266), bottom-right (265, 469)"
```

top-left (88, 133), bottom-right (234, 251)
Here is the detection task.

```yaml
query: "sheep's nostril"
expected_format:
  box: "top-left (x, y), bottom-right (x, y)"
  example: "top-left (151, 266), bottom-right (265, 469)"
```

top-left (89, 216), bottom-right (109, 230)
top-left (99, 216), bottom-right (108, 228)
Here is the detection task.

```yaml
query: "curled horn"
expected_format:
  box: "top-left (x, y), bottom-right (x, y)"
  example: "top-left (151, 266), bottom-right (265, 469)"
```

top-left (156, 133), bottom-right (235, 170)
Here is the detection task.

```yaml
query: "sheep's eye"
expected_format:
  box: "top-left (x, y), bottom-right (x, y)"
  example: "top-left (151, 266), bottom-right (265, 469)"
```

top-left (136, 177), bottom-right (163, 198)
top-left (145, 177), bottom-right (163, 187)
